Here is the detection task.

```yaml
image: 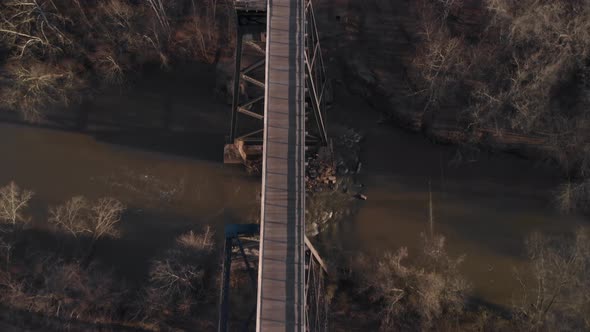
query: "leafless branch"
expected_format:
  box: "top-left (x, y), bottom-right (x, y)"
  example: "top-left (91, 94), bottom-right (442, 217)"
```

top-left (0, 181), bottom-right (34, 228)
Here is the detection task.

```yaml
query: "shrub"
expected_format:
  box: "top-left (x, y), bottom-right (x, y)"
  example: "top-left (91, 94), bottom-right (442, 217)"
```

top-left (361, 233), bottom-right (469, 330)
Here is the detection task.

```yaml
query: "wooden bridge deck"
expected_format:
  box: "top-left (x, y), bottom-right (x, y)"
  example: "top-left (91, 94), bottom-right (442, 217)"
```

top-left (256, 0), bottom-right (306, 331)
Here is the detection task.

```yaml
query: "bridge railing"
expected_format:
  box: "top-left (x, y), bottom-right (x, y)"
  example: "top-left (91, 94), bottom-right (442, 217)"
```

top-left (305, 236), bottom-right (330, 332)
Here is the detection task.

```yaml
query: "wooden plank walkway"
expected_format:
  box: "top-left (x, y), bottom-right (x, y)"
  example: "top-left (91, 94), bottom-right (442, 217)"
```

top-left (256, 0), bottom-right (306, 331)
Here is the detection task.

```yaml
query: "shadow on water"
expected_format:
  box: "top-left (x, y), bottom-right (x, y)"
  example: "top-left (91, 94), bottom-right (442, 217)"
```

top-left (0, 61), bottom-right (231, 162)
top-left (0, 114), bottom-right (227, 164)
top-left (92, 130), bottom-right (225, 163)
top-left (15, 206), bottom-right (236, 285)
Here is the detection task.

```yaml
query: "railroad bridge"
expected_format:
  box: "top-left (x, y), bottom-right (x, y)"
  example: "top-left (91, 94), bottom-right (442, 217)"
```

top-left (220, 0), bottom-right (330, 331)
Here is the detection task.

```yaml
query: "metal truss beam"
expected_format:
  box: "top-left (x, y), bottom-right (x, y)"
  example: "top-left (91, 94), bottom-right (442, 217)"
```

top-left (304, 0), bottom-right (329, 146)
top-left (228, 0), bottom-right (329, 149)
top-left (218, 224), bottom-right (260, 332)
top-left (218, 223), bottom-right (329, 332)
top-left (229, 9), bottom-right (267, 144)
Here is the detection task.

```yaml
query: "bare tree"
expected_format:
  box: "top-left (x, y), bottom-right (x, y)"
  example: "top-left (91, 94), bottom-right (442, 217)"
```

top-left (555, 180), bottom-right (590, 214)
top-left (0, 181), bottom-right (34, 228)
top-left (1, 61), bottom-right (82, 121)
top-left (513, 228), bottom-right (590, 331)
top-left (49, 196), bottom-right (125, 241)
top-left (48, 196), bottom-right (89, 238)
top-left (412, 0), bottom-right (469, 113)
top-left (360, 233), bottom-right (469, 330)
top-left (0, 0), bottom-right (72, 58)
top-left (142, 228), bottom-right (215, 320)
top-left (89, 197), bottom-right (124, 241)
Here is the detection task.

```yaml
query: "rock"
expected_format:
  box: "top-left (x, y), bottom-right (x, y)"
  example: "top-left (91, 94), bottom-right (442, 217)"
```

top-left (319, 211), bottom-right (334, 224)
top-left (308, 222), bottom-right (319, 237)
top-left (309, 169), bottom-right (318, 179)
top-left (356, 162), bottom-right (362, 174)
top-left (337, 166), bottom-right (349, 175)
top-left (355, 193), bottom-right (367, 201)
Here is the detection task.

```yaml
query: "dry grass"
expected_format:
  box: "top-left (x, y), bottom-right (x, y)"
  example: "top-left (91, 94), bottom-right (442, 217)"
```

top-left (176, 226), bottom-right (214, 251)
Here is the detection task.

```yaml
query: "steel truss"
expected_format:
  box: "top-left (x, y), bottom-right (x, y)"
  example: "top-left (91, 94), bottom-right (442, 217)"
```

top-left (220, 1), bottom-right (330, 331)
top-left (304, 0), bottom-right (329, 145)
top-left (304, 237), bottom-right (330, 332)
top-left (218, 224), bottom-right (260, 332)
top-left (218, 223), bottom-right (329, 332)
top-left (227, 0), bottom-right (329, 157)
top-left (229, 7), bottom-right (267, 146)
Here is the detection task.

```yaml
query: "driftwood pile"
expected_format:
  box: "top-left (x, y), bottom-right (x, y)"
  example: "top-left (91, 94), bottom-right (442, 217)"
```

top-left (306, 155), bottom-right (337, 191)
top-left (306, 129), bottom-right (363, 192)
top-left (242, 130), bottom-right (364, 197)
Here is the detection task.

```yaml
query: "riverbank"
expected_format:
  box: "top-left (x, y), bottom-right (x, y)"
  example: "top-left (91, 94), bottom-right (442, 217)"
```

top-left (0, 60), bottom-right (588, 329)
top-left (315, 0), bottom-right (590, 183)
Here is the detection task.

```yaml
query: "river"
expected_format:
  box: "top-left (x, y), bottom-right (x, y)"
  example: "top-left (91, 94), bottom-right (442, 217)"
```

top-left (0, 63), bottom-right (585, 307)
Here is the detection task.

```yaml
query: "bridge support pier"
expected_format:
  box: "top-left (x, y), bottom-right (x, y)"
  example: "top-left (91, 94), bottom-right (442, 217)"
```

top-left (218, 224), bottom-right (260, 332)
top-left (224, 0), bottom-right (331, 165)
top-left (224, 6), bottom-right (267, 164)
top-left (217, 224), bottom-right (329, 332)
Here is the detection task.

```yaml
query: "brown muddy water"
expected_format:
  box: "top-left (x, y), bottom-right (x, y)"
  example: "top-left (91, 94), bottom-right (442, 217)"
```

top-left (0, 64), bottom-right (586, 308)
